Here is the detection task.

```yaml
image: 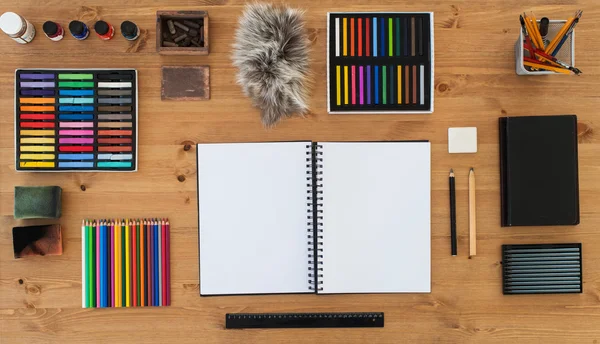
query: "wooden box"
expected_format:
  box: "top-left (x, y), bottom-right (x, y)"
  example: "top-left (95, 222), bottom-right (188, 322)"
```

top-left (156, 11), bottom-right (209, 55)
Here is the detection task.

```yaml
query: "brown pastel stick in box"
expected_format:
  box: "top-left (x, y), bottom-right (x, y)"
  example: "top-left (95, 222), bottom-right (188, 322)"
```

top-left (98, 130), bottom-right (132, 136)
top-left (98, 146), bottom-right (132, 152)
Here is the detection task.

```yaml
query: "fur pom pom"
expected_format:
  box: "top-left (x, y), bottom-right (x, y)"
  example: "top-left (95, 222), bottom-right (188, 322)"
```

top-left (232, 3), bottom-right (311, 127)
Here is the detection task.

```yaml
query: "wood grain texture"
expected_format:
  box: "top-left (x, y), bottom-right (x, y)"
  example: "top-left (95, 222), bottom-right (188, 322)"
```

top-left (1, 1), bottom-right (600, 343)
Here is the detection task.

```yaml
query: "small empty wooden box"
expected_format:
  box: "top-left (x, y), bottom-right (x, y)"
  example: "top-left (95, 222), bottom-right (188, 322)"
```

top-left (156, 11), bottom-right (209, 55)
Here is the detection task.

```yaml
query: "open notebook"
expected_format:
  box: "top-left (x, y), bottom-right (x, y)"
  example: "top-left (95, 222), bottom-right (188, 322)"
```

top-left (198, 141), bottom-right (430, 295)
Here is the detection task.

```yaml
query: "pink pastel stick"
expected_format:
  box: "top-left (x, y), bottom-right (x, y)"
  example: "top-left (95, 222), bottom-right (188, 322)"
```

top-left (59, 122), bottom-right (93, 128)
top-left (351, 65), bottom-right (356, 105)
top-left (96, 222), bottom-right (100, 307)
top-left (111, 222), bottom-right (115, 307)
top-left (359, 66), bottom-right (364, 105)
top-left (59, 138), bottom-right (94, 144)
top-left (59, 130), bottom-right (93, 136)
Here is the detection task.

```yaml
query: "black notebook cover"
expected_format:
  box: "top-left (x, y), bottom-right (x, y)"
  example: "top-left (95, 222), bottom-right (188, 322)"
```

top-left (499, 115), bottom-right (579, 226)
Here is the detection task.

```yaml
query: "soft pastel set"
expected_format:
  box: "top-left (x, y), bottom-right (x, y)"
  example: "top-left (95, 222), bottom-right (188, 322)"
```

top-left (15, 69), bottom-right (138, 171)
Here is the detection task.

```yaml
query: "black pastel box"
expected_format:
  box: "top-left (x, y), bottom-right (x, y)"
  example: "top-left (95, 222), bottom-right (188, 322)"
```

top-left (327, 12), bottom-right (434, 114)
top-left (14, 69), bottom-right (138, 172)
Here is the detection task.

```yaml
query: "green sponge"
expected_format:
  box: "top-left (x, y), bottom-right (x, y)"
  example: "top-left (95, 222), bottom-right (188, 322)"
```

top-left (14, 186), bottom-right (62, 219)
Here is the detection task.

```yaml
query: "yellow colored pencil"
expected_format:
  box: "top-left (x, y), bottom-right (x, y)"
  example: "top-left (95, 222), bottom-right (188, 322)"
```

top-left (125, 219), bottom-right (130, 307)
top-left (528, 13), bottom-right (544, 49)
top-left (523, 61), bottom-right (570, 74)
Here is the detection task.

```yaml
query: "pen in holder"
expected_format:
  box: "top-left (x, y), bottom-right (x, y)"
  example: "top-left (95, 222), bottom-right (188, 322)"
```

top-left (515, 19), bottom-right (575, 75)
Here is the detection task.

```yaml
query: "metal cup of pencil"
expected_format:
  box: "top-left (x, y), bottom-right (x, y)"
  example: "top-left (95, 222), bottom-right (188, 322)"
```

top-left (515, 11), bottom-right (581, 75)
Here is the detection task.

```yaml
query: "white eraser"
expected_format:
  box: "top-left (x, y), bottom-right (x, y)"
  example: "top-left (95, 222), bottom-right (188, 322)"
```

top-left (448, 127), bottom-right (477, 153)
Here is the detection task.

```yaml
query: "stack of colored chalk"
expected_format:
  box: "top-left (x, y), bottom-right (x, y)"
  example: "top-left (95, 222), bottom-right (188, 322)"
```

top-left (162, 18), bottom-right (204, 47)
top-left (81, 218), bottom-right (171, 308)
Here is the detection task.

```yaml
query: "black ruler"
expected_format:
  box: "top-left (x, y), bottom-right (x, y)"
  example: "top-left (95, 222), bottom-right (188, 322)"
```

top-left (226, 312), bottom-right (384, 329)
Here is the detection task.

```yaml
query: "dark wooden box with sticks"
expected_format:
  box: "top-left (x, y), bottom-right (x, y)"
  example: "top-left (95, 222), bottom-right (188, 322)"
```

top-left (156, 11), bottom-right (209, 55)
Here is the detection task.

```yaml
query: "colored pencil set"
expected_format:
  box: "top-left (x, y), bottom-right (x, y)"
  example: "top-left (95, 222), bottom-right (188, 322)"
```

top-left (519, 11), bottom-right (582, 74)
top-left (15, 69), bottom-right (138, 171)
top-left (81, 218), bottom-right (170, 308)
top-left (327, 13), bottom-right (433, 113)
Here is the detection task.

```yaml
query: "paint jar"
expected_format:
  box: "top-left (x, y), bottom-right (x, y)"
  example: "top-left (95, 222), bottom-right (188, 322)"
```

top-left (0, 12), bottom-right (36, 44)
top-left (94, 20), bottom-right (114, 40)
top-left (42, 21), bottom-right (64, 41)
top-left (120, 21), bottom-right (139, 41)
top-left (69, 20), bottom-right (89, 40)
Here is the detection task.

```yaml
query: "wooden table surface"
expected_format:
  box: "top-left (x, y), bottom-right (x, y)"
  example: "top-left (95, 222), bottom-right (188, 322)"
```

top-left (1, 1), bottom-right (599, 343)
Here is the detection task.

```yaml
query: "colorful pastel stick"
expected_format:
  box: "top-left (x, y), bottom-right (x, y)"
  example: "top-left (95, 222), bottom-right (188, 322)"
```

top-left (343, 66), bottom-right (348, 105)
top-left (373, 18), bottom-right (377, 57)
top-left (342, 18), bottom-right (347, 56)
top-left (59, 153), bottom-right (93, 160)
top-left (335, 17), bottom-right (340, 57)
top-left (336, 66), bottom-right (341, 106)
top-left (21, 88), bottom-right (54, 95)
top-left (58, 162), bottom-right (94, 168)
top-left (350, 18), bottom-right (354, 56)
top-left (60, 122), bottom-right (93, 128)
top-left (411, 17), bottom-right (416, 56)
top-left (351, 65), bottom-right (356, 105)
top-left (158, 220), bottom-right (163, 306)
top-left (82, 221), bottom-right (87, 308)
top-left (97, 82), bottom-right (132, 88)
top-left (59, 130), bottom-right (94, 136)
top-left (420, 65), bottom-right (425, 105)
top-left (380, 17), bottom-right (385, 57)
top-left (383, 66), bottom-right (387, 105)
top-left (396, 17), bottom-right (401, 56)
top-left (59, 106), bottom-right (94, 111)
top-left (125, 220), bottom-right (130, 307)
top-left (165, 220), bottom-right (170, 306)
top-left (111, 221), bottom-right (115, 308)
top-left (405, 65), bottom-right (409, 103)
top-left (367, 65), bottom-right (371, 104)
top-left (59, 138), bottom-right (94, 144)
top-left (98, 146), bottom-right (132, 152)
top-left (404, 18), bottom-right (409, 56)
top-left (21, 114), bottom-right (54, 120)
top-left (389, 18), bottom-right (393, 56)
top-left (20, 97), bottom-right (55, 104)
top-left (98, 98), bottom-right (132, 104)
top-left (359, 66), bottom-right (364, 105)
top-left (398, 65), bottom-right (402, 104)
top-left (374, 66), bottom-right (379, 104)
top-left (59, 89), bottom-right (94, 96)
top-left (413, 65), bottom-right (417, 104)
top-left (20, 82), bottom-right (54, 87)
top-left (20, 105), bottom-right (54, 111)
top-left (96, 222), bottom-right (100, 307)
top-left (20, 73), bottom-right (54, 79)
top-left (58, 114), bottom-right (93, 120)
top-left (366, 18), bottom-right (370, 57)
top-left (358, 18), bottom-right (362, 56)
top-left (59, 98), bottom-right (94, 104)
top-left (20, 122), bottom-right (54, 128)
top-left (58, 81), bottom-right (93, 87)
top-left (58, 73), bottom-right (93, 79)
top-left (97, 162), bottom-right (132, 168)
top-left (390, 65), bottom-right (395, 104)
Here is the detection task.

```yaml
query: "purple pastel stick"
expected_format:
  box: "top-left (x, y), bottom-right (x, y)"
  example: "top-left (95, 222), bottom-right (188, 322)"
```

top-left (19, 74), bottom-right (55, 79)
top-left (21, 89), bottom-right (55, 96)
top-left (59, 138), bottom-right (94, 144)
top-left (20, 82), bottom-right (55, 87)
top-left (359, 66), bottom-right (364, 105)
top-left (367, 66), bottom-right (371, 105)
top-left (59, 130), bottom-right (94, 136)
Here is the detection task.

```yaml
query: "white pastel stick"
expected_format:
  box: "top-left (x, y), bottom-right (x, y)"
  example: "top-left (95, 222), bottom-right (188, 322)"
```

top-left (420, 65), bottom-right (425, 105)
top-left (98, 82), bottom-right (132, 88)
top-left (335, 17), bottom-right (340, 57)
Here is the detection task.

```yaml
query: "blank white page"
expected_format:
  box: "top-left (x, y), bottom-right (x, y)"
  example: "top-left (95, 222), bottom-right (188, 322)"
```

top-left (319, 142), bottom-right (430, 293)
top-left (198, 142), bottom-right (310, 295)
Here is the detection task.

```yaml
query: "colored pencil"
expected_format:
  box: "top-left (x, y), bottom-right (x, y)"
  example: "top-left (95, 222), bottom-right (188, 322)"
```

top-left (132, 220), bottom-right (137, 307)
top-left (115, 220), bottom-right (121, 307)
top-left (155, 220), bottom-right (160, 306)
top-left (121, 220), bottom-right (126, 306)
top-left (165, 220), bottom-right (171, 306)
top-left (148, 220), bottom-right (154, 306)
top-left (100, 221), bottom-right (105, 307)
top-left (112, 221), bottom-right (116, 307)
top-left (141, 220), bottom-right (146, 306)
top-left (125, 219), bottom-right (130, 307)
top-left (162, 219), bottom-right (167, 305)
top-left (82, 220), bottom-right (86, 308)
top-left (95, 221), bottom-right (100, 307)
top-left (88, 221), bottom-right (94, 307)
top-left (157, 220), bottom-right (162, 306)
top-left (137, 220), bottom-right (141, 307)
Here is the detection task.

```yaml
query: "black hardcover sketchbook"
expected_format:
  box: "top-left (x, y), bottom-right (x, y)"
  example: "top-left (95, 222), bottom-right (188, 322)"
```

top-left (499, 115), bottom-right (580, 227)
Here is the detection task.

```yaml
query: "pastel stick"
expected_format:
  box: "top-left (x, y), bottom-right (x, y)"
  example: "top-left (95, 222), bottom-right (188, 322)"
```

top-left (98, 98), bottom-right (132, 104)
top-left (19, 74), bottom-right (54, 79)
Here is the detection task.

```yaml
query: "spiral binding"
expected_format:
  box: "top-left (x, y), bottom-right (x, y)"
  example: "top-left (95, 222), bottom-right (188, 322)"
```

top-left (306, 143), bottom-right (324, 291)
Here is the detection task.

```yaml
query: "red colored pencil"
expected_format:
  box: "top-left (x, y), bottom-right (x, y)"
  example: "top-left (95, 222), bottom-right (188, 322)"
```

top-left (366, 17), bottom-right (370, 57)
top-left (132, 220), bottom-right (137, 307)
top-left (162, 219), bottom-right (167, 304)
top-left (165, 219), bottom-right (171, 306)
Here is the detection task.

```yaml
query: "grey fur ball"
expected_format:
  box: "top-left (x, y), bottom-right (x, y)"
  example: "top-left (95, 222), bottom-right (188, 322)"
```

top-left (232, 3), bottom-right (311, 127)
